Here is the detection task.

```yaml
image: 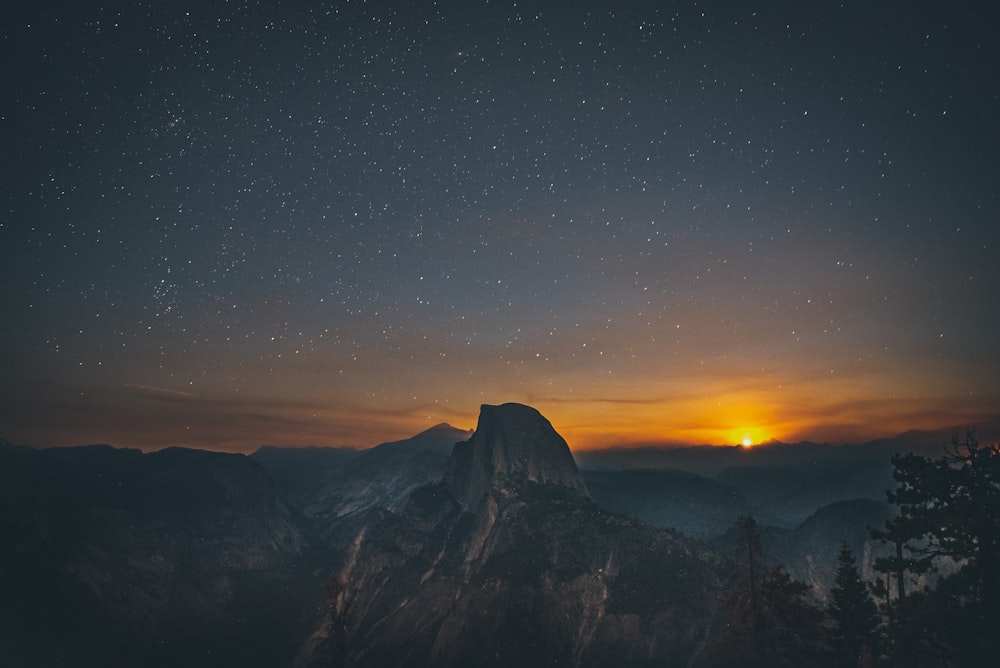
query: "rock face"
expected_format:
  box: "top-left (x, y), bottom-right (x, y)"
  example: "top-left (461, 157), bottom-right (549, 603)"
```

top-left (725, 498), bottom-right (897, 602)
top-left (297, 404), bottom-right (727, 668)
top-left (253, 424), bottom-right (472, 546)
top-left (445, 403), bottom-right (589, 509)
top-left (319, 423), bottom-right (473, 518)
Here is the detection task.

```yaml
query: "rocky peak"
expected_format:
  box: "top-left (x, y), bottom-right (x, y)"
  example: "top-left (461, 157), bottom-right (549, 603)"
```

top-left (369, 422), bottom-right (472, 455)
top-left (445, 402), bottom-right (589, 509)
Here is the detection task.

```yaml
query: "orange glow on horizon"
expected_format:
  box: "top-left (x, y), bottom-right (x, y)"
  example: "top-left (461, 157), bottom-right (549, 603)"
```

top-left (525, 370), bottom-right (998, 451)
top-left (538, 391), bottom-right (788, 450)
top-left (6, 367), bottom-right (996, 453)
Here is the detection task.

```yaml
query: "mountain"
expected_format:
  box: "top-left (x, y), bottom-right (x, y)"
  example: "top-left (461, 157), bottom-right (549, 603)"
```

top-left (326, 423), bottom-right (473, 516)
top-left (576, 441), bottom-right (894, 535)
top-left (250, 444), bottom-right (362, 511)
top-left (0, 442), bottom-right (321, 668)
top-left (576, 443), bottom-right (747, 476)
top-left (252, 424), bottom-right (471, 544)
top-left (445, 403), bottom-right (589, 508)
top-left (714, 454), bottom-right (895, 527)
top-left (582, 468), bottom-right (750, 538)
top-left (573, 424), bottom-right (999, 531)
top-left (773, 498), bottom-right (896, 599)
top-left (6, 412), bottom-right (988, 666)
top-left (711, 498), bottom-right (897, 602)
top-left (296, 403), bottom-right (729, 668)
top-left (579, 466), bottom-right (899, 597)
top-left (575, 418), bottom-right (1000, 476)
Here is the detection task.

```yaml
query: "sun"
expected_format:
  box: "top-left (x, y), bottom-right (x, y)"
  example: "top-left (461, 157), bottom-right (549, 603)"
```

top-left (741, 436), bottom-right (754, 448)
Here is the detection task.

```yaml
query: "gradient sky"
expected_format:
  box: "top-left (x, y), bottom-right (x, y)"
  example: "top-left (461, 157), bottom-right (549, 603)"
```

top-left (2, 1), bottom-right (998, 452)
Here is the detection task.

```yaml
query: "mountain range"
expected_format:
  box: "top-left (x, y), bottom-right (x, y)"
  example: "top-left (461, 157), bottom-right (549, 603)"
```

top-left (2, 409), bottom-right (995, 666)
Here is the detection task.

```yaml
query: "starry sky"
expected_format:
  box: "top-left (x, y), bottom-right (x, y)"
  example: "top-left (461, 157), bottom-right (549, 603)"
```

top-left (2, 0), bottom-right (998, 452)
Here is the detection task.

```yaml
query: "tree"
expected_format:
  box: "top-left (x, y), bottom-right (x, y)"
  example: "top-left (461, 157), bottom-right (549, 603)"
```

top-left (759, 564), bottom-right (827, 666)
top-left (826, 541), bottom-right (880, 667)
top-left (709, 516), bottom-right (825, 667)
top-left (710, 515), bottom-right (767, 666)
top-left (871, 453), bottom-right (938, 602)
top-left (872, 431), bottom-right (1000, 665)
top-left (737, 514), bottom-right (764, 633)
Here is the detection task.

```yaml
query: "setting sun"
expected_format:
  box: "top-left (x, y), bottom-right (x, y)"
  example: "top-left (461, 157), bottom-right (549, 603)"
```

top-left (741, 436), bottom-right (754, 448)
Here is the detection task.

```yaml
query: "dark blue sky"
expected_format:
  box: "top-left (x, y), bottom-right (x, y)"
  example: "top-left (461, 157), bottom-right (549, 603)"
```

top-left (3, 0), bottom-right (998, 450)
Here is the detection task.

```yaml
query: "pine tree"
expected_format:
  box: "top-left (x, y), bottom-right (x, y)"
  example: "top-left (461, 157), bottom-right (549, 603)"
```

top-left (872, 431), bottom-right (1000, 665)
top-left (760, 565), bottom-right (827, 665)
top-left (827, 541), bottom-right (880, 667)
top-left (709, 516), bottom-right (826, 667)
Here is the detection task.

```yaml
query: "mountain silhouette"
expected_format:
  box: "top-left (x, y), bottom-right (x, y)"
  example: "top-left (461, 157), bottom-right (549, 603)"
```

top-left (296, 403), bottom-right (726, 668)
top-left (445, 403), bottom-right (589, 509)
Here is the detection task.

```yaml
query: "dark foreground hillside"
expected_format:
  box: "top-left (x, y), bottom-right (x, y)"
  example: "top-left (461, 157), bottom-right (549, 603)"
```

top-left (0, 442), bottom-right (322, 668)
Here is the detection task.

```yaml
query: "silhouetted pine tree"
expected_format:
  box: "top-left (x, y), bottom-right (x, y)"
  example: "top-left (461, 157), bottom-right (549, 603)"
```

top-left (872, 431), bottom-right (1000, 666)
top-left (709, 516), bottom-right (825, 667)
top-left (760, 564), bottom-right (827, 665)
top-left (826, 541), bottom-right (880, 667)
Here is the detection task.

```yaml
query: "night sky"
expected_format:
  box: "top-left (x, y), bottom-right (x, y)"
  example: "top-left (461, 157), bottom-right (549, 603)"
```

top-left (3, 1), bottom-right (998, 452)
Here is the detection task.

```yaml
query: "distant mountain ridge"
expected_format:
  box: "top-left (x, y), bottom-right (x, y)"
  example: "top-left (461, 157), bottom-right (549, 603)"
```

top-left (582, 468), bottom-right (748, 538)
top-left (574, 419), bottom-right (1000, 532)
top-left (574, 417), bottom-right (1000, 474)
